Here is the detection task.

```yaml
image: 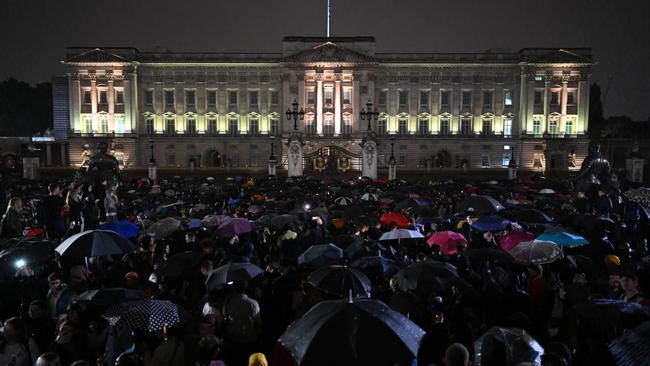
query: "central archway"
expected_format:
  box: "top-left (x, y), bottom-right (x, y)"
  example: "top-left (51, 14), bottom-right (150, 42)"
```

top-left (435, 150), bottom-right (452, 168)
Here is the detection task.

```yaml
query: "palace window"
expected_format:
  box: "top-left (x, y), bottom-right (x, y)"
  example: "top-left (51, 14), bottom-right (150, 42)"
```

top-left (462, 91), bottom-right (472, 108)
top-left (186, 90), bottom-right (195, 107)
top-left (270, 117), bottom-right (280, 135)
top-left (324, 88), bottom-right (333, 105)
top-left (249, 91), bottom-right (258, 107)
top-left (99, 90), bottom-right (108, 104)
top-left (504, 90), bottom-right (513, 106)
top-left (534, 91), bottom-right (543, 106)
top-left (440, 118), bottom-right (450, 135)
top-left (307, 90), bottom-right (315, 105)
top-left (166, 118), bottom-right (175, 134)
top-left (187, 118), bottom-right (196, 134)
top-left (419, 118), bottom-right (429, 135)
top-left (249, 118), bottom-right (259, 135)
top-left (483, 91), bottom-right (493, 108)
top-left (342, 115), bottom-right (352, 135)
top-left (420, 91), bottom-right (429, 108)
top-left (145, 90), bottom-right (153, 106)
top-left (207, 119), bottom-right (217, 135)
top-left (228, 91), bottom-right (237, 106)
top-left (482, 119), bottom-right (492, 135)
top-left (115, 90), bottom-right (124, 105)
top-left (440, 90), bottom-right (450, 107)
top-left (115, 116), bottom-right (125, 134)
top-left (146, 118), bottom-right (154, 134)
top-left (551, 91), bottom-right (560, 105)
top-left (481, 154), bottom-right (490, 168)
top-left (461, 118), bottom-right (472, 135)
top-left (503, 118), bottom-right (513, 136)
top-left (207, 90), bottom-right (217, 107)
top-left (376, 118), bottom-right (387, 135)
top-left (84, 116), bottom-right (93, 133)
top-left (305, 114), bottom-right (315, 135)
top-left (324, 114), bottom-right (334, 136)
top-left (378, 90), bottom-right (387, 107)
top-left (228, 118), bottom-right (238, 134)
top-left (399, 90), bottom-right (408, 107)
top-left (502, 153), bottom-right (511, 167)
top-left (533, 120), bottom-right (541, 135)
top-left (166, 154), bottom-right (176, 166)
top-left (99, 117), bottom-right (108, 133)
top-left (165, 90), bottom-right (174, 108)
top-left (398, 118), bottom-right (408, 135)
top-left (565, 119), bottom-right (574, 135)
top-left (549, 119), bottom-right (558, 135)
top-left (270, 90), bottom-right (279, 106)
top-left (567, 91), bottom-right (576, 105)
top-left (343, 89), bottom-right (351, 105)
top-left (83, 90), bottom-right (92, 104)
top-left (398, 155), bottom-right (406, 166)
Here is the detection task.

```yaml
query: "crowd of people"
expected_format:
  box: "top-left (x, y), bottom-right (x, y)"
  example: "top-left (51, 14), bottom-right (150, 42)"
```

top-left (0, 171), bottom-right (648, 366)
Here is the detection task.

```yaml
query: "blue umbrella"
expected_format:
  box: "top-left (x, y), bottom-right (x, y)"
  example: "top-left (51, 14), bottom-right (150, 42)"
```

top-left (227, 197), bottom-right (240, 206)
top-left (99, 220), bottom-right (140, 239)
top-left (471, 216), bottom-right (512, 232)
top-left (536, 231), bottom-right (589, 248)
top-left (188, 218), bottom-right (202, 230)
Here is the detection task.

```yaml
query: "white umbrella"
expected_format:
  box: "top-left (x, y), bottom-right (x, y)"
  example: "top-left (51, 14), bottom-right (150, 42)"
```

top-left (539, 188), bottom-right (556, 194)
top-left (334, 197), bottom-right (354, 206)
top-left (379, 229), bottom-right (424, 241)
top-left (509, 240), bottom-right (563, 264)
top-left (360, 193), bottom-right (379, 202)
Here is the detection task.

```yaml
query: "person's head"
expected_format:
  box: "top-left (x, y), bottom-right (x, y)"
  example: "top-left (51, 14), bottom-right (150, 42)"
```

top-left (48, 183), bottom-right (60, 196)
top-left (36, 353), bottom-right (61, 366)
top-left (197, 335), bottom-right (222, 363)
top-left (185, 231), bottom-right (197, 244)
top-left (248, 353), bottom-right (268, 366)
top-left (47, 272), bottom-right (64, 291)
top-left (598, 188), bottom-right (606, 197)
top-left (577, 191), bottom-right (585, 198)
top-left (57, 320), bottom-right (74, 339)
top-left (124, 272), bottom-right (140, 289)
top-left (28, 300), bottom-right (47, 320)
top-left (7, 197), bottom-right (22, 212)
top-left (2, 317), bottom-right (27, 343)
top-left (444, 343), bottom-right (470, 366)
top-left (620, 273), bottom-right (639, 292)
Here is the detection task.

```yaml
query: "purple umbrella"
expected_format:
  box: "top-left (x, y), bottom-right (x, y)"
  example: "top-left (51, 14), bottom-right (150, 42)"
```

top-left (216, 218), bottom-right (253, 238)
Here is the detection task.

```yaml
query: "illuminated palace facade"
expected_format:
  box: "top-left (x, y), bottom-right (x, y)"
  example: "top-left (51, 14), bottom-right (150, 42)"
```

top-left (54, 36), bottom-right (592, 174)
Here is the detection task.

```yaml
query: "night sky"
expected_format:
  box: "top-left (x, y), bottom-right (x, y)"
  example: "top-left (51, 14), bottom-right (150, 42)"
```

top-left (1, 0), bottom-right (648, 120)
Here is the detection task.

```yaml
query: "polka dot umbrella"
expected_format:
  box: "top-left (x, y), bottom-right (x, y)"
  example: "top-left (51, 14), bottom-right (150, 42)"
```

top-left (103, 299), bottom-right (182, 332)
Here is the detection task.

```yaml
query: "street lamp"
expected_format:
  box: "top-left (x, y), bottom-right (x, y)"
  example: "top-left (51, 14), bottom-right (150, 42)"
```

top-left (388, 137), bottom-right (397, 181)
top-left (285, 99), bottom-right (305, 131)
top-left (148, 138), bottom-right (157, 183)
top-left (360, 100), bottom-right (379, 131)
top-left (148, 139), bottom-right (156, 164)
top-left (268, 135), bottom-right (277, 177)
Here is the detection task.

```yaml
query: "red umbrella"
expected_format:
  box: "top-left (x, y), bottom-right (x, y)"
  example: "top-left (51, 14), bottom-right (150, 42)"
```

top-left (426, 231), bottom-right (468, 255)
top-left (379, 212), bottom-right (410, 229)
top-left (498, 231), bottom-right (535, 252)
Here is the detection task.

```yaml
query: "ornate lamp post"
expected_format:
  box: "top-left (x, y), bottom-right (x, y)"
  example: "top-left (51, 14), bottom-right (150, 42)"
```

top-left (360, 100), bottom-right (379, 131)
top-left (148, 138), bottom-right (157, 183)
top-left (286, 99), bottom-right (305, 131)
top-left (508, 148), bottom-right (518, 181)
top-left (268, 135), bottom-right (277, 177)
top-left (388, 137), bottom-right (397, 181)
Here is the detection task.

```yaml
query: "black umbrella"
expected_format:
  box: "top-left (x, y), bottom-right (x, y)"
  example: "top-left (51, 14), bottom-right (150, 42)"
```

top-left (205, 262), bottom-right (264, 291)
top-left (0, 238), bottom-right (54, 271)
top-left (76, 288), bottom-right (146, 307)
top-left (350, 256), bottom-right (401, 278)
top-left (278, 298), bottom-right (425, 366)
top-left (456, 195), bottom-right (505, 215)
top-left (393, 260), bottom-right (459, 293)
top-left (474, 327), bottom-right (544, 366)
top-left (298, 244), bottom-right (344, 269)
top-left (464, 248), bottom-right (524, 271)
top-left (508, 209), bottom-right (554, 225)
top-left (149, 251), bottom-right (206, 283)
top-left (307, 265), bottom-right (371, 298)
top-left (103, 299), bottom-right (182, 332)
top-left (608, 321), bottom-right (650, 366)
top-left (55, 230), bottom-right (135, 258)
top-left (575, 299), bottom-right (650, 332)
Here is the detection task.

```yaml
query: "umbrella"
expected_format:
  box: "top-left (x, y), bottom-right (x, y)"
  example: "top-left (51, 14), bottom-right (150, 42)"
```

top-left (55, 230), bottom-right (135, 258)
top-left (205, 262), bottom-right (264, 291)
top-left (216, 218), bottom-right (253, 238)
top-left (464, 248), bottom-right (518, 267)
top-left (509, 240), bottom-right (563, 264)
top-left (498, 231), bottom-right (535, 252)
top-left (98, 220), bottom-right (140, 239)
top-left (103, 299), bottom-right (182, 332)
top-left (267, 214), bottom-right (300, 229)
top-left (609, 321), bottom-right (650, 366)
top-left (426, 231), bottom-right (468, 255)
top-left (278, 298), bottom-right (425, 366)
top-left (334, 196), bottom-right (354, 206)
top-left (350, 256), bottom-right (401, 278)
top-left (201, 214), bottom-right (229, 228)
top-left (456, 195), bottom-right (505, 215)
top-left (298, 244), bottom-right (344, 269)
top-left (149, 251), bottom-right (206, 283)
top-left (379, 229), bottom-right (425, 241)
top-left (379, 212), bottom-right (410, 229)
top-left (359, 193), bottom-right (379, 201)
top-left (396, 198), bottom-right (429, 211)
top-left (307, 265), bottom-right (371, 298)
top-left (575, 299), bottom-right (650, 331)
top-left (509, 209), bottom-right (554, 225)
top-left (536, 232), bottom-right (589, 248)
top-left (474, 327), bottom-right (544, 366)
top-left (76, 288), bottom-right (146, 307)
top-left (393, 260), bottom-right (459, 293)
top-left (0, 238), bottom-right (54, 271)
top-left (471, 216), bottom-right (512, 232)
top-left (147, 217), bottom-right (181, 238)
top-left (539, 188), bottom-right (556, 194)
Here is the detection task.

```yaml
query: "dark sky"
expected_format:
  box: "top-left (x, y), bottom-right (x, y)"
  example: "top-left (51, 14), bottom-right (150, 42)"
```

top-left (2, 0), bottom-right (648, 120)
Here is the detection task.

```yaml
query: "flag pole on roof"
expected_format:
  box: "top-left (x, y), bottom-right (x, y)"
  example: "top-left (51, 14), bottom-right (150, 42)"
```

top-left (327, 0), bottom-right (331, 37)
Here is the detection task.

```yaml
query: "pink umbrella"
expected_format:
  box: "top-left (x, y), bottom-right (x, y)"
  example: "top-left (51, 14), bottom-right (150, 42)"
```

top-left (426, 231), bottom-right (468, 255)
top-left (498, 231), bottom-right (535, 252)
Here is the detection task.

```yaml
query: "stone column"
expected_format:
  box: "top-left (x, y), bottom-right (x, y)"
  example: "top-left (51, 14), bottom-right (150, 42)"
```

top-left (334, 79), bottom-right (342, 136)
top-left (316, 80), bottom-right (323, 135)
top-left (108, 80), bottom-right (115, 132)
top-left (560, 81), bottom-right (568, 133)
top-left (543, 81), bottom-right (550, 132)
top-left (71, 76), bottom-right (81, 132)
top-left (91, 80), bottom-right (98, 132)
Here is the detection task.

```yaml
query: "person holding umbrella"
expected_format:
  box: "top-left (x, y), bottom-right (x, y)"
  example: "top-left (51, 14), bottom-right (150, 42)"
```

top-left (221, 280), bottom-right (262, 366)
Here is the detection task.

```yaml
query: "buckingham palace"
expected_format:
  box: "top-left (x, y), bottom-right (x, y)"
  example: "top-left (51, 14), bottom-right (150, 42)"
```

top-left (52, 36), bottom-right (592, 176)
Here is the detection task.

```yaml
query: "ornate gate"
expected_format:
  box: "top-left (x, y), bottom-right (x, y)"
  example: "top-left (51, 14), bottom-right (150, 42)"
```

top-left (303, 145), bottom-right (362, 173)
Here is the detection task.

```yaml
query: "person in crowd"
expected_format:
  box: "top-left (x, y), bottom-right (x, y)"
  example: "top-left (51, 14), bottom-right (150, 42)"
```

top-left (222, 280), bottom-right (262, 366)
top-left (26, 300), bottom-right (55, 353)
top-left (42, 183), bottom-right (66, 242)
top-left (104, 188), bottom-right (118, 223)
top-left (0, 317), bottom-right (39, 366)
top-left (0, 197), bottom-right (23, 239)
top-left (65, 184), bottom-right (83, 236)
top-left (45, 273), bottom-right (72, 321)
top-left (619, 271), bottom-right (645, 303)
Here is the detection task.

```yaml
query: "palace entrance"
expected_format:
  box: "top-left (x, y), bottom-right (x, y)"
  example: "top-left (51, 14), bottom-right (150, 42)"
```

top-left (303, 145), bottom-right (361, 174)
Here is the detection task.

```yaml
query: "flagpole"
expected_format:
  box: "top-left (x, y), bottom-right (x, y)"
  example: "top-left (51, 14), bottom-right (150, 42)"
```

top-left (327, 0), bottom-right (331, 37)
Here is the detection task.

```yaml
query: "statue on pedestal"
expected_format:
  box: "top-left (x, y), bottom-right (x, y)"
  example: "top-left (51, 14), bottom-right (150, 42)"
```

top-left (574, 144), bottom-right (622, 203)
top-left (80, 142), bottom-right (122, 190)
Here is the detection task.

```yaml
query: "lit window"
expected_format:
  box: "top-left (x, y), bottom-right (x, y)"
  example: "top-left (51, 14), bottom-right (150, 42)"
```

top-left (249, 118), bottom-right (259, 135)
top-left (535, 75), bottom-right (543, 81)
top-left (440, 119), bottom-right (450, 135)
top-left (324, 89), bottom-right (333, 105)
top-left (84, 116), bottom-right (93, 133)
top-left (115, 116), bottom-right (125, 134)
top-left (100, 117), bottom-right (108, 133)
top-left (504, 90), bottom-right (513, 106)
top-left (565, 119), bottom-right (574, 135)
top-left (502, 153), bottom-right (511, 167)
top-left (503, 118), bottom-right (513, 136)
top-left (398, 119), bottom-right (408, 135)
top-left (115, 90), bottom-right (124, 105)
top-left (343, 89), bottom-right (351, 105)
top-left (307, 90), bottom-right (315, 105)
top-left (533, 120), bottom-right (541, 135)
top-left (549, 119), bottom-right (558, 135)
